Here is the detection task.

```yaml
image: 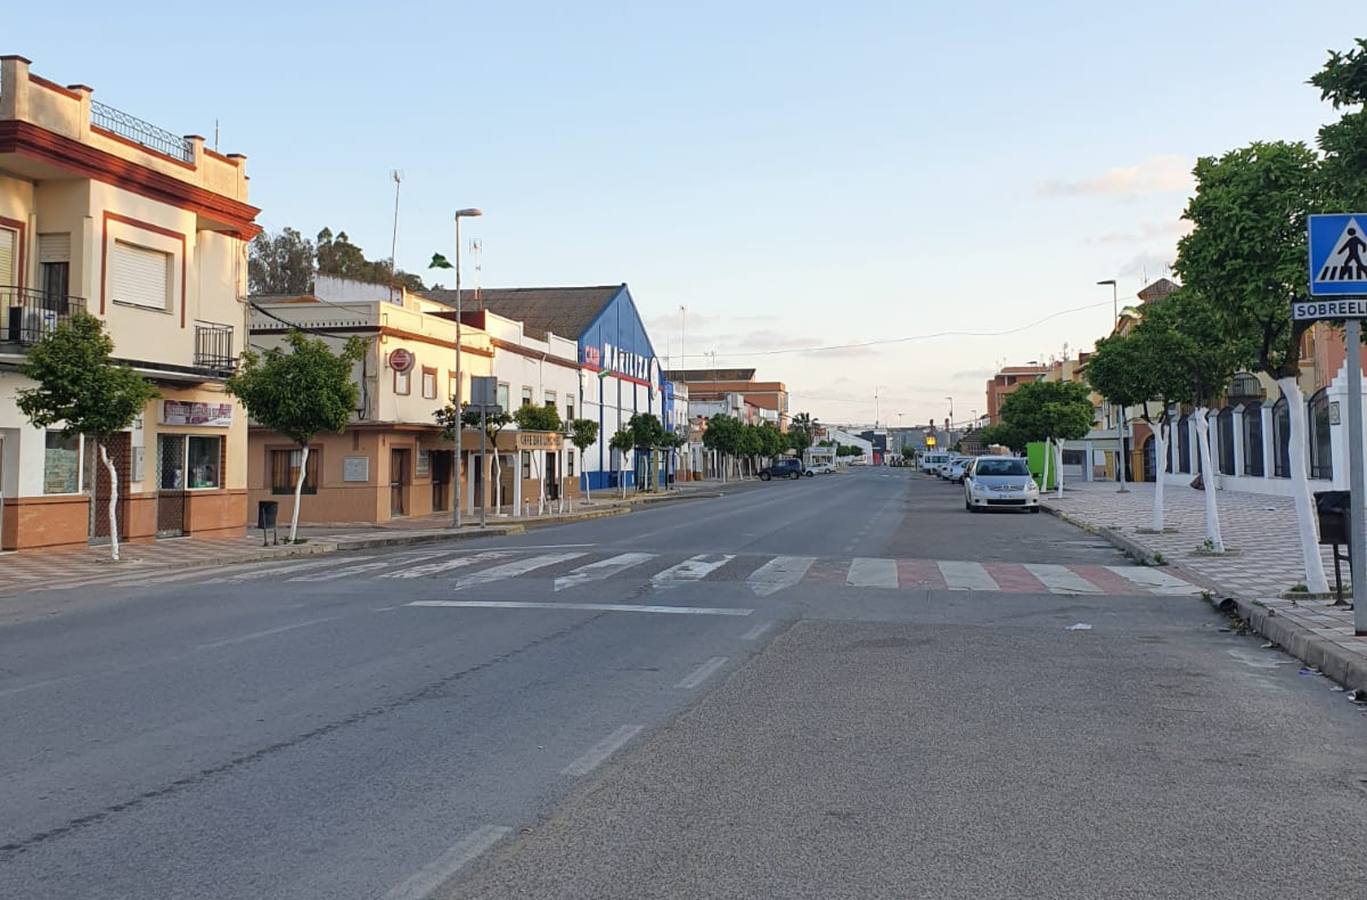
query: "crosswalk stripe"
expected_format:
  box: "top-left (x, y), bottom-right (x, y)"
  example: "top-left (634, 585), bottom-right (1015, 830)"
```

top-left (895, 558), bottom-right (947, 589)
top-left (936, 560), bottom-right (999, 591)
top-left (746, 556), bottom-right (816, 596)
top-left (1105, 565), bottom-right (1202, 595)
top-left (289, 561), bottom-right (394, 582)
top-left (980, 563), bottom-right (1048, 593)
top-left (1069, 565), bottom-right (1147, 595)
top-left (555, 553), bottom-right (657, 592)
top-left (379, 551), bottom-right (513, 579)
top-left (1023, 563), bottom-right (1102, 594)
top-left (202, 557), bottom-right (376, 584)
top-left (846, 557), bottom-right (898, 589)
top-left (651, 554), bottom-right (735, 588)
top-left (449, 552), bottom-right (587, 591)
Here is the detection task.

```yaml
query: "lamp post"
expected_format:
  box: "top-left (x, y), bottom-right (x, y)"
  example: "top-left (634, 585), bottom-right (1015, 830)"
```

top-left (452, 208), bottom-right (483, 527)
top-left (1097, 279), bottom-right (1127, 492)
top-left (945, 396), bottom-right (954, 429)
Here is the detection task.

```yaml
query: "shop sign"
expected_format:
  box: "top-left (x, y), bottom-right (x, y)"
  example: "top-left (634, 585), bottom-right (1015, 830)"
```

top-left (389, 348), bottom-right (416, 373)
top-left (515, 431), bottom-right (563, 451)
top-left (161, 400), bottom-right (234, 427)
top-left (343, 456), bottom-right (370, 482)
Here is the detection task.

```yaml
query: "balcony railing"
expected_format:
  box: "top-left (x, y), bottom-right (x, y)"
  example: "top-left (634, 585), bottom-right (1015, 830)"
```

top-left (90, 98), bottom-right (194, 164)
top-left (194, 321), bottom-right (236, 373)
top-left (1, 287), bottom-right (85, 345)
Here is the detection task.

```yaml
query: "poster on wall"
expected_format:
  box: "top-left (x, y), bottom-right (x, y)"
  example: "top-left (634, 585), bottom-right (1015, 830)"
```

top-left (343, 456), bottom-right (370, 482)
top-left (161, 401), bottom-right (234, 427)
top-left (416, 449), bottom-right (431, 477)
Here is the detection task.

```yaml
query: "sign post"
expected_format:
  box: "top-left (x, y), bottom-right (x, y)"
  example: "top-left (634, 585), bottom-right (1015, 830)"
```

top-left (1307, 214), bottom-right (1367, 634)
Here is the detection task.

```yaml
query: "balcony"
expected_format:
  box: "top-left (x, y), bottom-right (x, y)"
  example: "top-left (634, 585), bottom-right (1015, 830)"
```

top-left (89, 98), bottom-right (195, 164)
top-left (194, 321), bottom-right (236, 374)
top-left (1, 287), bottom-right (85, 345)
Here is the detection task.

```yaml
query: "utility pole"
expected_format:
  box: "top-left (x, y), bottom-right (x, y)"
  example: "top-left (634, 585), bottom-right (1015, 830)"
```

top-left (389, 171), bottom-right (402, 305)
top-left (452, 208), bottom-right (483, 528)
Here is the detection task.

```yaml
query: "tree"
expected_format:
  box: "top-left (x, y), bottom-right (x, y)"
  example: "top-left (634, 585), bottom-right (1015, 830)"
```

top-left (609, 428), bottom-right (635, 498)
top-left (569, 419), bottom-right (600, 500)
top-left (1313, 38), bottom-right (1367, 211)
top-left (702, 414), bottom-right (742, 482)
top-left (17, 313), bottom-right (159, 561)
top-left (660, 429), bottom-right (687, 489)
top-left (627, 413), bottom-right (665, 490)
top-left (435, 403), bottom-right (514, 513)
top-left (249, 228), bottom-right (315, 295)
top-left (997, 380), bottom-right (1094, 496)
top-left (514, 404), bottom-right (562, 433)
top-left (1174, 140), bottom-right (1329, 585)
top-left (227, 331), bottom-right (365, 542)
top-left (788, 412), bottom-right (817, 454)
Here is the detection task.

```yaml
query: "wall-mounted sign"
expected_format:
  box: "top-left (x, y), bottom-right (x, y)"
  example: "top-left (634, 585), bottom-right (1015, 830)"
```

top-left (343, 456), bottom-right (370, 482)
top-left (161, 400), bottom-right (233, 427)
top-left (515, 431), bottom-right (563, 451)
top-left (416, 449), bottom-right (431, 477)
top-left (389, 348), bottom-right (415, 373)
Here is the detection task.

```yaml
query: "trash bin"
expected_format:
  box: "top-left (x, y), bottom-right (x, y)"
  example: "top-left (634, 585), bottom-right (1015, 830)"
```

top-left (257, 500), bottom-right (279, 530)
top-left (1314, 491), bottom-right (1350, 545)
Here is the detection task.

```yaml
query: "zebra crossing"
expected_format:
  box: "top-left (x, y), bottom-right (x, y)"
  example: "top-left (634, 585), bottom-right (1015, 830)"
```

top-left (42, 546), bottom-right (1207, 598)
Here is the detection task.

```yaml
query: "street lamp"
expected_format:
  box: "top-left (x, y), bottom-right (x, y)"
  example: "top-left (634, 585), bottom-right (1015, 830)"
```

top-left (452, 208), bottom-right (483, 528)
top-left (1097, 278), bottom-right (1127, 492)
top-left (945, 396), bottom-right (954, 429)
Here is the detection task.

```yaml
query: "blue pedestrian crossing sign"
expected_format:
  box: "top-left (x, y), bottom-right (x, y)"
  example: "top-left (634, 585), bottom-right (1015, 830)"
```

top-left (1309, 214), bottom-right (1367, 296)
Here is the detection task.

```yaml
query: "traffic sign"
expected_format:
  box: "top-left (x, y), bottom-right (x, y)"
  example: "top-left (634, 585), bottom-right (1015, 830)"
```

top-left (388, 348), bottom-right (415, 372)
top-left (1292, 298), bottom-right (1367, 321)
top-left (1308, 214), bottom-right (1367, 296)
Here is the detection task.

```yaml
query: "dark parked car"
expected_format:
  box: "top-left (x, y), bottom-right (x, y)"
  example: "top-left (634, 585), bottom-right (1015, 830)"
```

top-left (759, 458), bottom-right (802, 481)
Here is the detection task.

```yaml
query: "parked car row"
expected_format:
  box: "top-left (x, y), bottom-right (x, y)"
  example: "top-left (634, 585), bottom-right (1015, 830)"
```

top-left (925, 454), bottom-right (1042, 513)
top-left (757, 458), bottom-right (840, 481)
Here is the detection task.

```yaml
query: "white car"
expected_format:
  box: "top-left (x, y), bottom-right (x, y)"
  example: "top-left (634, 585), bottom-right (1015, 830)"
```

top-left (804, 463), bottom-right (835, 476)
top-left (963, 457), bottom-right (1041, 513)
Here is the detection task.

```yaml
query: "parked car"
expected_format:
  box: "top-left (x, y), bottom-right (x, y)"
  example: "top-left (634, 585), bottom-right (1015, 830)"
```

top-left (759, 458), bottom-right (803, 481)
top-left (946, 458), bottom-right (971, 483)
top-left (963, 456), bottom-right (1041, 513)
top-left (804, 462), bottom-right (835, 476)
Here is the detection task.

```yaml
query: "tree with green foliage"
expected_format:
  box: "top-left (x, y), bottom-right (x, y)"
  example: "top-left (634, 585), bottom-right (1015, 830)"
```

top-left (997, 380), bottom-right (1094, 497)
top-left (17, 313), bottom-right (160, 561)
top-left (248, 227), bottom-right (315, 295)
top-left (514, 403), bottom-right (562, 433)
top-left (788, 412), bottom-right (817, 455)
top-left (609, 428), bottom-right (635, 498)
top-left (435, 403), bottom-right (514, 512)
top-left (702, 414), bottom-right (743, 482)
top-left (1312, 38), bottom-right (1367, 211)
top-left (568, 419), bottom-right (600, 500)
top-left (659, 429), bottom-right (687, 489)
top-left (227, 331), bottom-right (365, 542)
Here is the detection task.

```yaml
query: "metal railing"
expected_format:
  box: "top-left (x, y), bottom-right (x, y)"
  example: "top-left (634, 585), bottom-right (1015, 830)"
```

top-left (90, 99), bottom-right (194, 163)
top-left (194, 321), bottom-right (236, 373)
top-left (1, 287), bottom-right (85, 344)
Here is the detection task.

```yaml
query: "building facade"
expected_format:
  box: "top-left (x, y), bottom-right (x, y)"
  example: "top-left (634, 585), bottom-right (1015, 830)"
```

top-left (665, 368), bottom-right (789, 430)
top-left (985, 363), bottom-right (1048, 424)
top-left (1, 56), bottom-right (260, 550)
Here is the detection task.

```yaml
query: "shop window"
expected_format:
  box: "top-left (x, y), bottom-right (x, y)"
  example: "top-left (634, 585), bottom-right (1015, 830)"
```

top-left (395, 368), bottom-right (411, 395)
top-left (43, 431), bottom-right (82, 494)
top-left (497, 382), bottom-right (510, 412)
top-left (521, 386), bottom-right (533, 407)
top-left (567, 450), bottom-right (575, 476)
top-left (1272, 396), bottom-right (1290, 477)
top-left (271, 448), bottom-right (319, 495)
top-left (187, 436), bottom-right (222, 489)
top-left (1242, 403), bottom-right (1264, 476)
top-left (1309, 388), bottom-right (1333, 480)
top-left (422, 367), bottom-right (438, 400)
top-left (1177, 416), bottom-right (1191, 474)
top-left (1217, 407), bottom-right (1236, 475)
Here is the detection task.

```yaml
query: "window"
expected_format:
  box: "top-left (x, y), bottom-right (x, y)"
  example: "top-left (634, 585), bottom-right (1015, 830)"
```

top-left (544, 390), bottom-right (556, 408)
top-left (1177, 416), bottom-right (1191, 474)
top-left (973, 458), bottom-right (1030, 476)
top-left (110, 241), bottom-right (171, 310)
top-left (422, 367), bottom-right (438, 400)
top-left (448, 372), bottom-right (460, 404)
top-left (566, 400), bottom-right (575, 423)
top-left (521, 450), bottom-right (531, 479)
top-left (1272, 396), bottom-right (1290, 477)
top-left (39, 233), bottom-right (70, 301)
top-left (187, 436), bottom-right (221, 489)
top-left (43, 431), bottom-right (82, 494)
top-left (521, 386), bottom-right (533, 407)
top-left (0, 226), bottom-right (15, 286)
top-left (567, 449), bottom-right (575, 476)
top-left (1309, 388), bottom-right (1333, 480)
top-left (497, 382), bottom-right (510, 412)
top-left (395, 368), bottom-right (411, 395)
top-left (270, 448), bottom-right (319, 495)
top-left (1242, 403), bottom-right (1264, 476)
top-left (1217, 407), bottom-right (1236, 475)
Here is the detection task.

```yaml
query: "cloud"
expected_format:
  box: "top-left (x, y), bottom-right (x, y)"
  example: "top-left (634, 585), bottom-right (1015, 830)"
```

top-left (951, 367), bottom-right (996, 381)
top-left (1090, 218), bottom-right (1194, 246)
top-left (1038, 155), bottom-right (1193, 198)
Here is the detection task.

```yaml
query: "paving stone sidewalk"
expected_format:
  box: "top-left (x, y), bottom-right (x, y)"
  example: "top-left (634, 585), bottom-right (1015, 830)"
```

top-left (1045, 481), bottom-right (1367, 690)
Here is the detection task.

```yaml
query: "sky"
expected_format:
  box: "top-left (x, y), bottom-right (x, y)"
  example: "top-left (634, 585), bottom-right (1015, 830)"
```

top-left (7, 3), bottom-right (1355, 426)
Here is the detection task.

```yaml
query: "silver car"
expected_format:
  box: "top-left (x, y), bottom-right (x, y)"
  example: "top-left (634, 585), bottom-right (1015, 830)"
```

top-left (963, 457), bottom-right (1041, 513)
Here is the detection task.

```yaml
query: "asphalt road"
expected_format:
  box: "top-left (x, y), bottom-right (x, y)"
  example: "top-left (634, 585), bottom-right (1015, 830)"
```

top-left (3, 467), bottom-right (1367, 899)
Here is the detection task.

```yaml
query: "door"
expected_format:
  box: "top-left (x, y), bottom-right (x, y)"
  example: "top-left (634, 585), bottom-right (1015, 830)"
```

top-left (156, 434), bottom-right (187, 537)
top-left (545, 451), bottom-right (559, 501)
top-left (431, 450), bottom-right (451, 512)
top-left (88, 434), bottom-right (131, 544)
top-left (390, 449), bottom-right (409, 517)
top-left (1143, 435), bottom-right (1156, 482)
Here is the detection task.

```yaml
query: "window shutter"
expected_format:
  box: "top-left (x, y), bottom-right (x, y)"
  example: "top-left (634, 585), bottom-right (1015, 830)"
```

top-left (110, 241), bottom-right (170, 309)
top-left (0, 228), bottom-right (14, 285)
top-left (38, 233), bottom-right (71, 263)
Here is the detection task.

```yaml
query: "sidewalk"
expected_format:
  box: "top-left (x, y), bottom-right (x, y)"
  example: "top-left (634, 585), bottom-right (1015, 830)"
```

top-left (0, 481), bottom-right (728, 597)
top-left (1044, 481), bottom-right (1367, 690)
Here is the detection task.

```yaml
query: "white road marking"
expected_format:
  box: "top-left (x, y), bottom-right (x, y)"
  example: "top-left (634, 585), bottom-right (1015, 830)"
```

top-left (201, 557), bottom-right (377, 584)
top-left (1106, 565), bottom-right (1201, 595)
top-left (288, 561), bottom-right (393, 582)
top-left (379, 551), bottom-right (514, 579)
top-left (195, 615), bottom-right (341, 650)
top-left (561, 725), bottom-right (644, 776)
top-left (1023, 564), bottom-right (1102, 594)
top-left (554, 553), bottom-right (657, 591)
top-left (936, 560), bottom-right (1000, 592)
top-left (740, 621), bottom-right (773, 641)
top-left (676, 656), bottom-right (728, 689)
top-left (407, 600), bottom-right (753, 616)
top-left (650, 554), bottom-right (735, 588)
top-left (846, 557), bottom-right (898, 588)
top-left (448, 552), bottom-right (586, 591)
top-left (746, 556), bottom-right (816, 596)
top-left (380, 824), bottom-right (513, 900)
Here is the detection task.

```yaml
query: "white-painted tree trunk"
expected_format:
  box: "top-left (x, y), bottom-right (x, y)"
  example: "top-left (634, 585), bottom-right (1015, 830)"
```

top-left (1151, 421), bottom-right (1168, 532)
top-left (1041, 437), bottom-right (1051, 492)
top-left (1278, 376), bottom-right (1330, 593)
top-left (1192, 409), bottom-right (1224, 553)
top-left (99, 442), bottom-right (120, 561)
top-left (289, 444), bottom-right (308, 543)
top-left (582, 450), bottom-right (591, 502)
top-left (1053, 439), bottom-right (1064, 499)
top-left (492, 448), bottom-right (502, 515)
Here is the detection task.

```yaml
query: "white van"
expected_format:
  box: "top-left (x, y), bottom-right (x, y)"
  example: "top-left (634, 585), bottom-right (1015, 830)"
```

top-left (918, 451), bottom-right (951, 473)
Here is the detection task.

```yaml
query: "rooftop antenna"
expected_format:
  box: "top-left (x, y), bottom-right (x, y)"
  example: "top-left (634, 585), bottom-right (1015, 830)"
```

top-left (214, 119), bottom-right (220, 153)
top-left (389, 170), bottom-right (402, 305)
top-left (470, 238), bottom-right (483, 309)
